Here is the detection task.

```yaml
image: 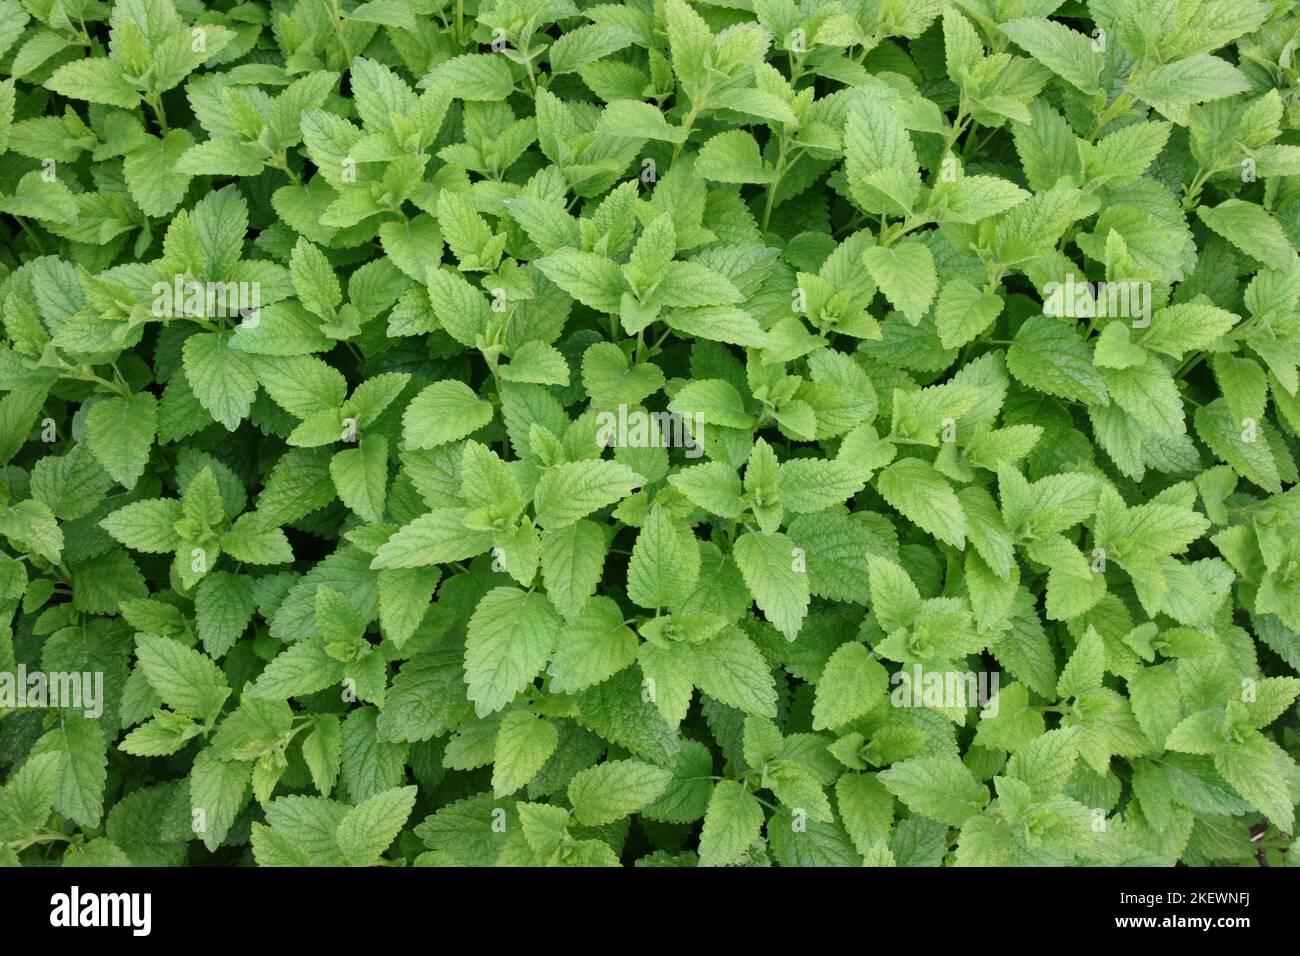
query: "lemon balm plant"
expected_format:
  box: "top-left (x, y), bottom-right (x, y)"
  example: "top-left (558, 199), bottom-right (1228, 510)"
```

top-left (1, 0), bottom-right (1299, 868)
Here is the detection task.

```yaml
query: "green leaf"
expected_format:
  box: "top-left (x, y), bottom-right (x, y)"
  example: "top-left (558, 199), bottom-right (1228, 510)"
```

top-left (370, 509), bottom-right (493, 569)
top-left (6, 0), bottom-right (1299, 874)
top-left (1007, 315), bottom-right (1109, 405)
top-left (1005, 728), bottom-right (1080, 799)
top-left (929, 176), bottom-right (1030, 224)
top-left (85, 393), bottom-right (156, 489)
top-left (1000, 19), bottom-right (1102, 93)
top-left (535, 249), bottom-right (626, 313)
top-left (247, 639), bottom-right (343, 701)
top-left (195, 571), bottom-right (255, 658)
top-left (493, 711), bottom-right (559, 797)
top-left (698, 780), bottom-right (764, 867)
top-left (1214, 734), bottom-right (1296, 831)
top-left (934, 280), bottom-right (1003, 349)
top-left (30, 718), bottom-right (107, 829)
top-left (183, 332), bottom-right (259, 431)
top-left (403, 381), bottom-right (494, 449)
top-left (878, 756), bottom-right (988, 827)
top-left (533, 460), bottom-right (644, 529)
top-left (863, 241), bottom-right (937, 325)
top-left (568, 759), bottom-right (674, 826)
top-left (302, 717), bottom-right (342, 797)
top-left (190, 749), bottom-right (251, 851)
top-left (222, 514), bottom-right (293, 565)
top-left (540, 520), bottom-right (608, 622)
top-left (45, 57), bottom-right (139, 107)
top-left (336, 785), bottom-right (418, 866)
top-left (501, 342), bottom-right (570, 386)
top-left (545, 595), bottom-right (638, 694)
top-left (421, 54), bottom-right (514, 101)
top-left (1197, 200), bottom-right (1296, 270)
top-left (550, 24), bottom-right (638, 75)
top-left (100, 499), bottom-right (183, 554)
top-left (135, 634), bottom-right (231, 722)
top-left (330, 435), bottom-right (389, 523)
top-left (812, 642), bottom-right (889, 730)
top-left (696, 130), bottom-right (773, 184)
top-left (733, 530), bottom-right (810, 640)
top-left (692, 627), bottom-right (778, 717)
top-left (877, 458), bottom-right (966, 548)
top-left (124, 130), bottom-right (195, 216)
top-left (844, 95), bottom-right (921, 216)
top-left (627, 506), bottom-right (700, 609)
top-left (1129, 54), bottom-right (1251, 121)
top-left (464, 587), bottom-right (562, 716)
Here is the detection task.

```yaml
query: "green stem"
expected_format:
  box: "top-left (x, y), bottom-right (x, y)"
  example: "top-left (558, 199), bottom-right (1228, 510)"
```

top-left (326, 0), bottom-right (355, 65)
top-left (267, 153), bottom-right (303, 187)
top-left (1174, 350), bottom-right (1210, 382)
top-left (1172, 311), bottom-right (1267, 381)
top-left (70, 364), bottom-right (132, 398)
top-left (942, 99), bottom-right (970, 156)
top-left (1181, 163), bottom-right (1219, 211)
top-left (1083, 313), bottom-right (1102, 341)
top-left (522, 55), bottom-right (538, 96)
top-left (786, 50), bottom-right (807, 86)
top-left (12, 215), bottom-right (47, 254)
top-left (672, 106), bottom-right (701, 163)
top-left (1087, 80), bottom-right (1141, 142)
top-left (761, 133), bottom-right (791, 233)
top-left (145, 92), bottom-right (169, 134)
top-left (8, 832), bottom-right (73, 853)
top-left (671, 82), bottom-right (713, 163)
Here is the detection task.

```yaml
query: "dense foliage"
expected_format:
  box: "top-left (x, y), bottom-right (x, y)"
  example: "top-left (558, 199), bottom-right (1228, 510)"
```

top-left (1, 0), bottom-right (1300, 868)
